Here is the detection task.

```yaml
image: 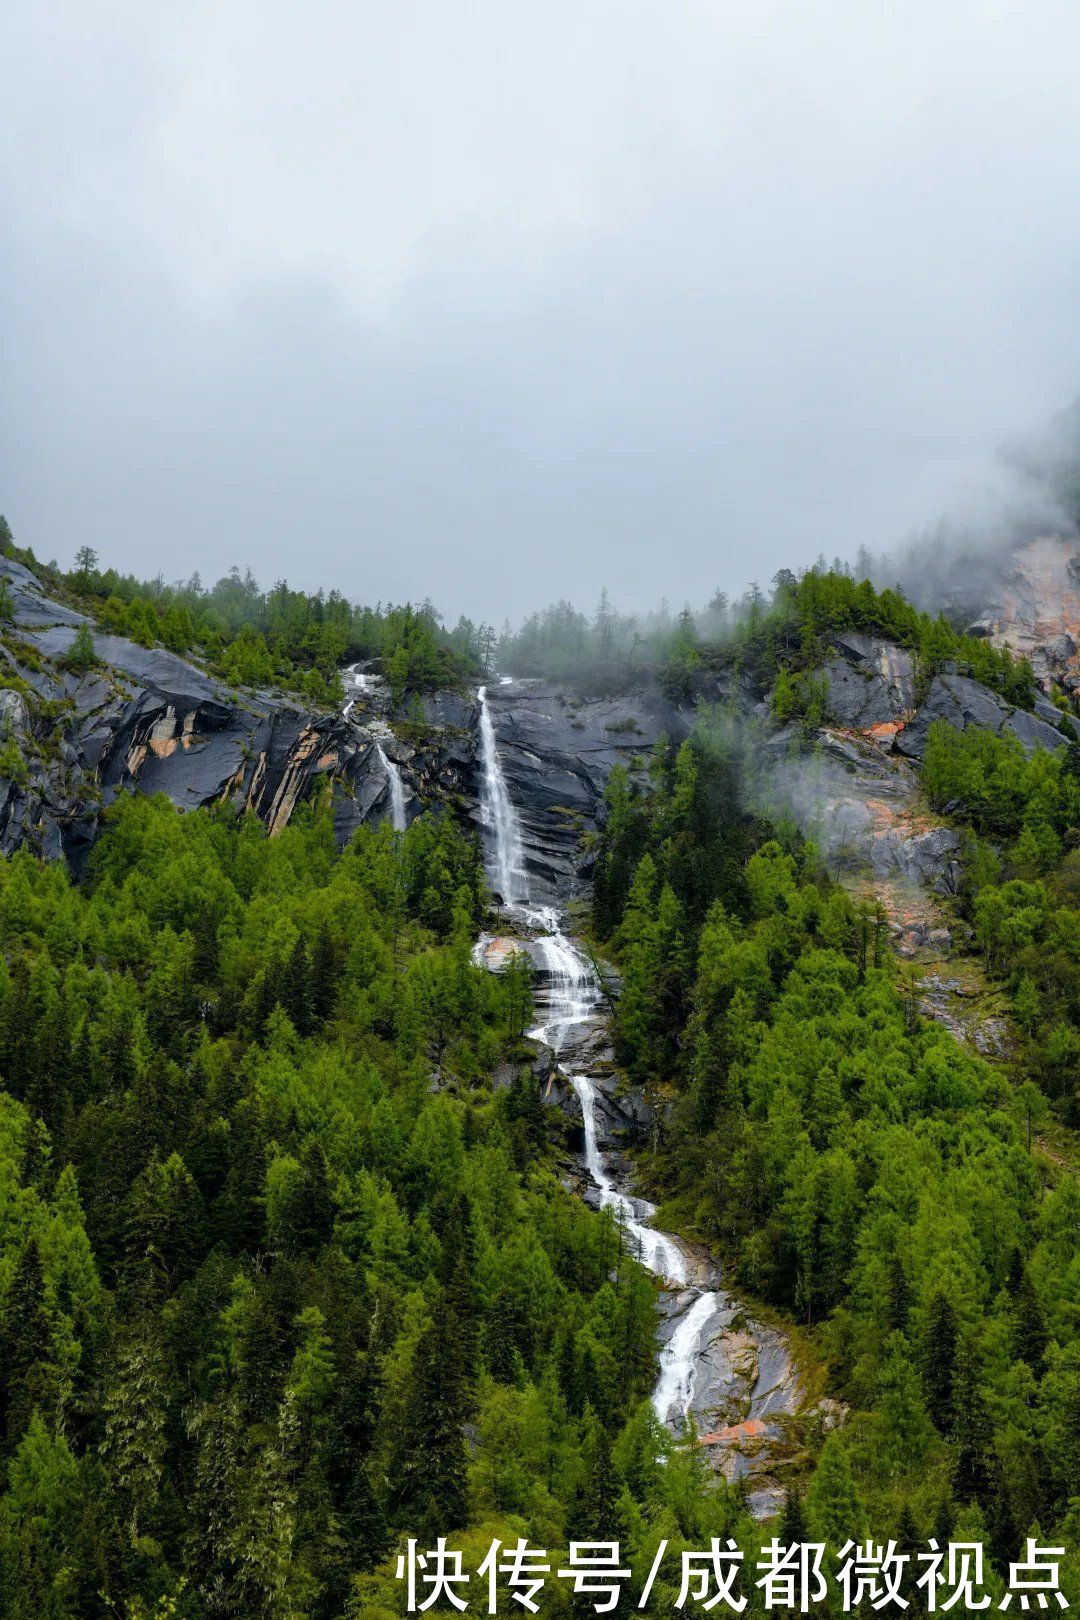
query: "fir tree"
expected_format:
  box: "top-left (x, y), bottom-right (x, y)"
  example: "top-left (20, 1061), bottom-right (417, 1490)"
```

top-left (580, 1405), bottom-right (619, 1541)
top-left (952, 1339), bottom-right (993, 1504)
top-left (393, 1293), bottom-right (470, 1535)
top-left (1011, 1266), bottom-right (1048, 1376)
top-left (922, 1290), bottom-right (958, 1432)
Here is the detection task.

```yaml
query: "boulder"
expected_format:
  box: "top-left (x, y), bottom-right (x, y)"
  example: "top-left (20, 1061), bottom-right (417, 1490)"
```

top-left (870, 824), bottom-right (962, 895)
top-left (825, 632), bottom-right (916, 726)
top-left (896, 673), bottom-right (1067, 759)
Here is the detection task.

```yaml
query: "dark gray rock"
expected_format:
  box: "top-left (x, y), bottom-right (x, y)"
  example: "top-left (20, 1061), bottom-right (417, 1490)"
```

top-left (817, 657), bottom-right (900, 727)
top-left (1032, 689), bottom-right (1066, 725)
top-left (896, 673), bottom-right (1068, 759)
top-left (1006, 706), bottom-right (1069, 753)
top-left (29, 625), bottom-right (221, 703)
top-left (0, 558), bottom-right (90, 630)
top-left (1044, 632), bottom-right (1077, 666)
top-left (870, 824), bottom-right (962, 894)
top-left (0, 558), bottom-right (459, 864)
top-left (474, 679), bottom-right (688, 899)
top-left (421, 691), bottom-right (477, 731)
top-left (0, 557), bottom-right (48, 592)
top-left (826, 632), bottom-right (916, 722)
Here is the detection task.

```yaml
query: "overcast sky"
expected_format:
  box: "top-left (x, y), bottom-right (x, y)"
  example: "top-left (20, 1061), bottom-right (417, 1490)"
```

top-left (3, 1), bottom-right (1080, 624)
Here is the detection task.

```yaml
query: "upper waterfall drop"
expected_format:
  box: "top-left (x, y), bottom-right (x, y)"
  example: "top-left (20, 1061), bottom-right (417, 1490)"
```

top-left (476, 684), bottom-right (529, 904)
top-left (375, 740), bottom-right (407, 832)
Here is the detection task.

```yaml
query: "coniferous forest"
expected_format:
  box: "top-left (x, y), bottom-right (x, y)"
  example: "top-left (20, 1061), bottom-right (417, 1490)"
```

top-left (0, 532), bottom-right (1078, 1615)
top-left (9, 8), bottom-right (1080, 1613)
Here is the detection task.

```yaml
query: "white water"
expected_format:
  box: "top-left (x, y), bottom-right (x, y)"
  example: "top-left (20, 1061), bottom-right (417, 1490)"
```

top-left (476, 685), bottom-right (529, 904)
top-left (375, 740), bottom-right (407, 832)
top-left (653, 1292), bottom-right (720, 1427)
top-left (344, 662), bottom-right (378, 695)
top-left (341, 665), bottom-right (408, 832)
top-left (475, 688), bottom-right (718, 1434)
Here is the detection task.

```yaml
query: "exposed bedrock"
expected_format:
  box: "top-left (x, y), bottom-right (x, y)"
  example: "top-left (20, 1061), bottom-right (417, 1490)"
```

top-left (894, 671), bottom-right (1066, 760)
top-left (963, 535), bottom-right (1080, 691)
top-left (0, 558), bottom-right (461, 865)
top-left (469, 679), bottom-right (690, 900)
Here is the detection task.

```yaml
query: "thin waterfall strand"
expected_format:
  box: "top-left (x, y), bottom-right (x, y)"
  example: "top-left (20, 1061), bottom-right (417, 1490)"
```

top-left (476, 685), bottom-right (529, 904)
top-left (375, 741), bottom-right (407, 832)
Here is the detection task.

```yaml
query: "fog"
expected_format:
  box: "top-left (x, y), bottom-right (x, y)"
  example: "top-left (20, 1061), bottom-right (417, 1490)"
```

top-left (3, 1), bottom-right (1080, 621)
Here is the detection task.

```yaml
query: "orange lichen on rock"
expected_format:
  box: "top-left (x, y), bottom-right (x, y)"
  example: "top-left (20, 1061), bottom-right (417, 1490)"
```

top-left (477, 936), bottom-right (529, 971)
top-left (699, 1418), bottom-right (768, 1447)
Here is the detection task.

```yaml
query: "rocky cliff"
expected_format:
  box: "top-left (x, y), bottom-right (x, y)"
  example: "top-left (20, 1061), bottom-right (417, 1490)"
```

top-left (965, 534), bottom-right (1080, 691)
top-left (469, 679), bottom-right (690, 899)
top-left (5, 540), bottom-right (1079, 905)
top-left (0, 557), bottom-right (455, 866)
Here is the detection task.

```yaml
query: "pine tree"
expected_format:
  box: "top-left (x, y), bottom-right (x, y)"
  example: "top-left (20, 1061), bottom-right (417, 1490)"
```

top-left (0, 1239), bottom-right (58, 1447)
top-left (99, 1322), bottom-right (168, 1539)
top-left (65, 623), bottom-right (97, 673)
top-left (438, 1192), bottom-right (479, 1397)
top-left (502, 949), bottom-right (534, 1040)
top-left (310, 929), bottom-right (340, 1022)
top-left (922, 1290), bottom-right (958, 1431)
top-left (886, 1254), bottom-right (911, 1333)
top-left (952, 1339), bottom-right (992, 1504)
top-left (779, 1488), bottom-right (808, 1545)
top-left (580, 1405), bottom-right (619, 1540)
top-left (393, 1293), bottom-right (470, 1535)
top-left (325, 1352), bottom-right (386, 1589)
top-left (485, 1288), bottom-right (520, 1383)
top-left (806, 1434), bottom-right (864, 1546)
top-left (125, 1149), bottom-right (204, 1296)
top-left (284, 937), bottom-right (315, 1035)
top-left (1011, 1267), bottom-right (1048, 1376)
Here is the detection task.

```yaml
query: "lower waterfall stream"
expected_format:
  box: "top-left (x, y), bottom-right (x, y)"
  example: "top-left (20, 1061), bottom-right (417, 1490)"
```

top-left (473, 684), bottom-right (804, 1514)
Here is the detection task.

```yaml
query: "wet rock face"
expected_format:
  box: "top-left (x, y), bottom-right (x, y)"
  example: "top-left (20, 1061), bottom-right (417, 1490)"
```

top-left (763, 725), bottom-right (963, 898)
top-left (820, 633), bottom-right (916, 730)
top-left (870, 823), bottom-right (962, 896)
top-left (473, 679), bottom-right (689, 900)
top-left (0, 559), bottom-right (447, 864)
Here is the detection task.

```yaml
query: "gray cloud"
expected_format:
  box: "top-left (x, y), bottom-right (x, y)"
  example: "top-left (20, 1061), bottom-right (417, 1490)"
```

top-left (3, 0), bottom-right (1080, 621)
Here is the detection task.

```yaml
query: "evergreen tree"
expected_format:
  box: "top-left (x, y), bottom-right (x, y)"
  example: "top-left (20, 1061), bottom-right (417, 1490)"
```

top-left (1011, 1266), bottom-right (1048, 1375)
top-left (779, 1488), bottom-right (808, 1545)
top-left (952, 1339), bottom-right (993, 1504)
top-left (393, 1293), bottom-right (470, 1535)
top-left (922, 1290), bottom-right (958, 1432)
top-left (0, 1240), bottom-right (58, 1448)
top-left (580, 1404), bottom-right (619, 1540)
top-left (886, 1253), bottom-right (911, 1334)
top-left (99, 1322), bottom-right (168, 1540)
top-left (807, 1435), bottom-right (864, 1546)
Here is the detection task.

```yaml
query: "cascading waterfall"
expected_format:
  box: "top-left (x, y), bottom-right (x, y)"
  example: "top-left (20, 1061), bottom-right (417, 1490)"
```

top-left (476, 685), bottom-right (529, 904)
top-left (375, 740), bottom-right (407, 832)
top-left (477, 685), bottom-right (718, 1436)
top-left (340, 666), bottom-right (408, 832)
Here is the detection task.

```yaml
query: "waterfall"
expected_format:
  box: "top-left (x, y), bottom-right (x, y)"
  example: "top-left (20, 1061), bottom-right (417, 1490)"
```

top-left (652, 1291), bottom-right (720, 1428)
top-left (339, 668), bottom-right (408, 833)
top-left (569, 1074), bottom-right (689, 1289)
top-left (472, 689), bottom-right (727, 1438)
top-left (533, 929), bottom-right (727, 1435)
top-left (526, 905), bottom-right (598, 1047)
top-left (375, 740), bottom-right (407, 832)
top-left (476, 685), bottom-right (528, 904)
